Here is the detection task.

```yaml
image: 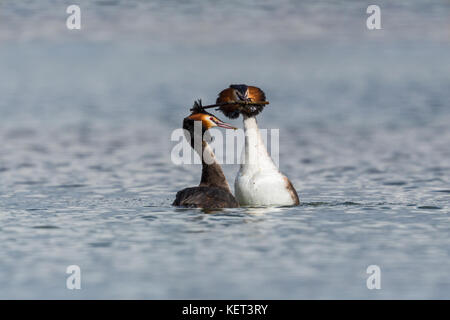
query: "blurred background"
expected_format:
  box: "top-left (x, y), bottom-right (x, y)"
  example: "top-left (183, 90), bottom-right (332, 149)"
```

top-left (0, 0), bottom-right (449, 299)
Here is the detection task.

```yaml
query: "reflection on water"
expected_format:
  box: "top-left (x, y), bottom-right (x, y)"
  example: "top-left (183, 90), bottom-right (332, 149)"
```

top-left (0, 0), bottom-right (449, 299)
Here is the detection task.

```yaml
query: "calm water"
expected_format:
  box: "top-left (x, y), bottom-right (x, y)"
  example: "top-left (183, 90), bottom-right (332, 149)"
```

top-left (0, 0), bottom-right (449, 299)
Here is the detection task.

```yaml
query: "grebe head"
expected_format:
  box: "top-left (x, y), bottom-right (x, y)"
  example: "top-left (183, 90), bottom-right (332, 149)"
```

top-left (184, 100), bottom-right (236, 137)
top-left (187, 112), bottom-right (237, 130)
top-left (217, 84), bottom-right (267, 119)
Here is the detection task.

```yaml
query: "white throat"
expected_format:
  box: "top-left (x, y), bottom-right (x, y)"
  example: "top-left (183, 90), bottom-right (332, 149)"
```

top-left (241, 115), bottom-right (278, 172)
top-left (235, 115), bottom-right (299, 206)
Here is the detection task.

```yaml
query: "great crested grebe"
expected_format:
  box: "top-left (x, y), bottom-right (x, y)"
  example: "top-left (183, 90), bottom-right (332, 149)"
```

top-left (217, 84), bottom-right (300, 206)
top-left (173, 101), bottom-right (239, 208)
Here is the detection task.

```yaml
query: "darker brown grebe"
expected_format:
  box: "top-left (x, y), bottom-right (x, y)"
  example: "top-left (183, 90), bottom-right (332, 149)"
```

top-left (173, 102), bottom-right (239, 208)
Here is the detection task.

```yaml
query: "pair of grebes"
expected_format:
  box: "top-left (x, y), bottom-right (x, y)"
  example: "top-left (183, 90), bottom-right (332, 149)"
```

top-left (173, 84), bottom-right (299, 208)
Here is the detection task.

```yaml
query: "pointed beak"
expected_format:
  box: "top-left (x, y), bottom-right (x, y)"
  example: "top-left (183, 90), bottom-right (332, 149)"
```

top-left (215, 119), bottom-right (237, 130)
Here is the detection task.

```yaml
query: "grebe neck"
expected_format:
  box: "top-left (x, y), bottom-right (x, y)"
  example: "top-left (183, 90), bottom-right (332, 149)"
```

top-left (185, 124), bottom-right (231, 191)
top-left (199, 141), bottom-right (231, 191)
top-left (242, 115), bottom-right (278, 172)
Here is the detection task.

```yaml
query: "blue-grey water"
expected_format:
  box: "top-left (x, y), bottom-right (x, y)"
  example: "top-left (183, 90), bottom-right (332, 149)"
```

top-left (0, 0), bottom-right (449, 299)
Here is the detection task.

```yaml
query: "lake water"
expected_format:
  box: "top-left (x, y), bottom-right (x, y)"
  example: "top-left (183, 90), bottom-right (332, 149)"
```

top-left (0, 0), bottom-right (449, 299)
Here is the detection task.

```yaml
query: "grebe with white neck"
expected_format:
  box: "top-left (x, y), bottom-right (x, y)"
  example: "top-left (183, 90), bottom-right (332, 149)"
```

top-left (217, 85), bottom-right (300, 206)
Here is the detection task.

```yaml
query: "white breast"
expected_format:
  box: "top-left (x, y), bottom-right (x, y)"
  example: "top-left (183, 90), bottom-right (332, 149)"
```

top-left (235, 116), bottom-right (299, 206)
